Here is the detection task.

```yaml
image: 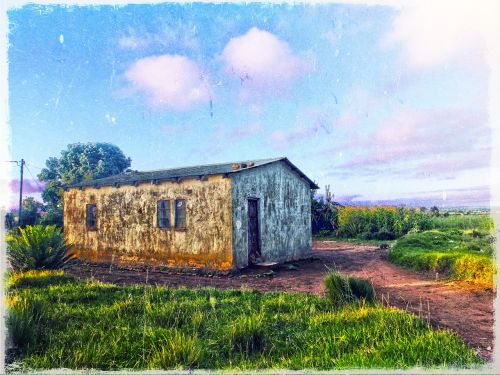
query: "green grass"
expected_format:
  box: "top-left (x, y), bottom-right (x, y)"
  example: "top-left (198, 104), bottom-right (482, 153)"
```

top-left (6, 271), bottom-right (482, 371)
top-left (388, 230), bottom-right (495, 288)
top-left (324, 271), bottom-right (375, 307)
top-left (428, 215), bottom-right (494, 231)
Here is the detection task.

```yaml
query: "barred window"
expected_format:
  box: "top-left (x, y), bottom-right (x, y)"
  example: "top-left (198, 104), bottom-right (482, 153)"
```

top-left (157, 200), bottom-right (170, 228)
top-left (86, 204), bottom-right (97, 229)
top-left (175, 199), bottom-right (186, 228)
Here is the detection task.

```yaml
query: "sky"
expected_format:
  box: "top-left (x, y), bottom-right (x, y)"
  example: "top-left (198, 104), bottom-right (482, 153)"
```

top-left (1, 1), bottom-right (499, 209)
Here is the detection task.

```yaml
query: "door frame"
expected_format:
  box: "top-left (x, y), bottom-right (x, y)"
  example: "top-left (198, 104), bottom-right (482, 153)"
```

top-left (247, 197), bottom-right (261, 265)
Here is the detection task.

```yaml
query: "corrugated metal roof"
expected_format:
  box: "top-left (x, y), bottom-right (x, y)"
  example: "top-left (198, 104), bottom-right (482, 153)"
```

top-left (66, 157), bottom-right (319, 190)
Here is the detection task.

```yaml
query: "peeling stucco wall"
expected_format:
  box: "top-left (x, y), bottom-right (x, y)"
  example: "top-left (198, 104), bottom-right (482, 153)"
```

top-left (231, 161), bottom-right (312, 268)
top-left (64, 175), bottom-right (233, 270)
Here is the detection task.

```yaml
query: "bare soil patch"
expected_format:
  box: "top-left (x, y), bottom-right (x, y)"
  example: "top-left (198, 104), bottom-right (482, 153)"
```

top-left (65, 241), bottom-right (495, 361)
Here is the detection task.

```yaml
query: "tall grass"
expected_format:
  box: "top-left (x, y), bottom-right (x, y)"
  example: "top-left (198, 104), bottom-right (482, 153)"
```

top-left (6, 271), bottom-right (481, 370)
top-left (324, 271), bottom-right (375, 307)
top-left (336, 206), bottom-right (432, 240)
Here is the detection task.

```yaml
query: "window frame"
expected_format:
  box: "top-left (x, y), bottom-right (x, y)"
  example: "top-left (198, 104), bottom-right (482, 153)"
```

top-left (157, 199), bottom-right (171, 229)
top-left (86, 204), bottom-right (97, 230)
top-left (174, 198), bottom-right (187, 229)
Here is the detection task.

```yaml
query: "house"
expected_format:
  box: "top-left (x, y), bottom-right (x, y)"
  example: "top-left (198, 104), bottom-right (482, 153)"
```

top-left (63, 157), bottom-right (319, 271)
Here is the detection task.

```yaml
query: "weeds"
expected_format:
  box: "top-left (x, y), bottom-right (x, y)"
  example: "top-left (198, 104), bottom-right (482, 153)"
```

top-left (324, 272), bottom-right (375, 307)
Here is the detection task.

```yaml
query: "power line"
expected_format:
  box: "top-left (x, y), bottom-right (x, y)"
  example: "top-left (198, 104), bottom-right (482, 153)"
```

top-left (24, 163), bottom-right (45, 191)
top-left (25, 161), bottom-right (45, 171)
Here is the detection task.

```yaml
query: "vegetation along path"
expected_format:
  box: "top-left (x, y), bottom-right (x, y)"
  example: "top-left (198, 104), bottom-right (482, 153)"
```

top-left (66, 240), bottom-right (495, 361)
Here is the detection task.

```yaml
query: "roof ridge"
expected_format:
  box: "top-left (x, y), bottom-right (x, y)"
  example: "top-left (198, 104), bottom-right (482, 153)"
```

top-left (65, 156), bottom-right (318, 190)
top-left (129, 156), bottom-right (286, 174)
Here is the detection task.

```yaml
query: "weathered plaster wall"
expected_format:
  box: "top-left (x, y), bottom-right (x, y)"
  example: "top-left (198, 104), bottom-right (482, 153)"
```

top-left (231, 161), bottom-right (312, 268)
top-left (64, 175), bottom-right (233, 270)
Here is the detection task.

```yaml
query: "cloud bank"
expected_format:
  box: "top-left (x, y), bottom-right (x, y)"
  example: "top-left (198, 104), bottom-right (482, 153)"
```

top-left (330, 106), bottom-right (490, 179)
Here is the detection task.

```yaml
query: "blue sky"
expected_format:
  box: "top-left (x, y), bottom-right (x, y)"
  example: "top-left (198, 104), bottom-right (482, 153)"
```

top-left (4, 2), bottom-right (494, 208)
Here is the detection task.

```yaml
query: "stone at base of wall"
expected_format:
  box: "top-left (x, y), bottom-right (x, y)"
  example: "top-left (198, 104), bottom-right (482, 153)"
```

top-left (67, 259), bottom-right (236, 277)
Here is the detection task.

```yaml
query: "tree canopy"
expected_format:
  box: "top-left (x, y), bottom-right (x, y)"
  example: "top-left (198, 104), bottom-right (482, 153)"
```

top-left (21, 197), bottom-right (44, 227)
top-left (38, 143), bottom-right (131, 209)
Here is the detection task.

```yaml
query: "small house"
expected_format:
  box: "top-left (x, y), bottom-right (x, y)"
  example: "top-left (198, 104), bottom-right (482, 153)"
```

top-left (63, 157), bottom-right (318, 271)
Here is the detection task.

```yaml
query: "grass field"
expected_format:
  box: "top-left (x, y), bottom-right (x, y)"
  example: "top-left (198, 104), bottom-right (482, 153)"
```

top-left (428, 215), bottom-right (493, 232)
top-left (6, 271), bottom-right (481, 371)
top-left (388, 228), bottom-right (495, 288)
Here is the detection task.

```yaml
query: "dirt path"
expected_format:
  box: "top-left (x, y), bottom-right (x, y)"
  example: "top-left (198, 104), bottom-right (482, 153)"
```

top-left (65, 241), bottom-right (495, 361)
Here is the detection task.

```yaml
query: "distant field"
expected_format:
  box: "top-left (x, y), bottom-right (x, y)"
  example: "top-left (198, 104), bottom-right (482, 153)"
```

top-left (6, 271), bottom-right (481, 371)
top-left (428, 215), bottom-right (493, 231)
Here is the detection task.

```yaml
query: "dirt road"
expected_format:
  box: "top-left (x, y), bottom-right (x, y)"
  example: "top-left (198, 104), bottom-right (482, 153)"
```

top-left (65, 241), bottom-right (495, 361)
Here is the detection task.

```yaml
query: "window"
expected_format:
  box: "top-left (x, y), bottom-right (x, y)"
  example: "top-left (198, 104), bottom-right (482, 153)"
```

top-left (157, 200), bottom-right (170, 228)
top-left (86, 204), bottom-right (97, 229)
top-left (175, 199), bottom-right (186, 228)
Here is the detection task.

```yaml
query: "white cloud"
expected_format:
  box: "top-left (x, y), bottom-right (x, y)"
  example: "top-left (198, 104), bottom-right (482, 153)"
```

top-left (382, 3), bottom-right (496, 70)
top-left (124, 55), bottom-right (211, 111)
top-left (222, 27), bottom-right (308, 97)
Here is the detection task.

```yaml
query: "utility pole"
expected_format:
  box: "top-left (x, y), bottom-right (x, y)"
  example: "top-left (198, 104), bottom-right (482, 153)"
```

top-left (18, 159), bottom-right (24, 227)
top-left (2, 159), bottom-right (25, 228)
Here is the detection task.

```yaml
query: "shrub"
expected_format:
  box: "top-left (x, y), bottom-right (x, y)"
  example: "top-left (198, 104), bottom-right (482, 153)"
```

top-left (6, 225), bottom-right (74, 272)
top-left (324, 272), bottom-right (375, 307)
top-left (348, 276), bottom-right (375, 302)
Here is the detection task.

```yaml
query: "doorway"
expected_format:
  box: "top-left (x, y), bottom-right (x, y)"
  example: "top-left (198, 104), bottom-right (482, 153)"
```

top-left (247, 198), bottom-right (261, 265)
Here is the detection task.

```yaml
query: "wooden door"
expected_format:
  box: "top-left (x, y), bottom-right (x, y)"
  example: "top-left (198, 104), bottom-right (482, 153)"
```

top-left (247, 199), bottom-right (261, 264)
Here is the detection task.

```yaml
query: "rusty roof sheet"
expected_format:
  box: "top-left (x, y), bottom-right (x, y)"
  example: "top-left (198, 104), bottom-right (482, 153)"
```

top-left (66, 157), bottom-right (319, 190)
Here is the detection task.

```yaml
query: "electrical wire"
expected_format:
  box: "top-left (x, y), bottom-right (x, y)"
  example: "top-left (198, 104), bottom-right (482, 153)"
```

top-left (24, 163), bottom-right (45, 191)
top-left (25, 162), bottom-right (45, 171)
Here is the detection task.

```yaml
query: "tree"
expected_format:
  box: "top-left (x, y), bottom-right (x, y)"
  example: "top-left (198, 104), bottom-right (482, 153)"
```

top-left (38, 143), bottom-right (132, 224)
top-left (311, 185), bottom-right (343, 234)
top-left (4, 212), bottom-right (16, 230)
top-left (39, 206), bottom-right (63, 228)
top-left (430, 206), bottom-right (440, 217)
top-left (20, 197), bottom-right (44, 227)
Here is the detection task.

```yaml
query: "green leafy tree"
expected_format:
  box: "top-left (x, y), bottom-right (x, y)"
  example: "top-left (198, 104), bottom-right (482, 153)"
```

top-left (20, 197), bottom-right (44, 227)
top-left (430, 206), bottom-right (440, 217)
top-left (38, 143), bottom-right (131, 223)
top-left (39, 206), bottom-right (64, 228)
top-left (4, 212), bottom-right (16, 230)
top-left (311, 185), bottom-right (342, 234)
